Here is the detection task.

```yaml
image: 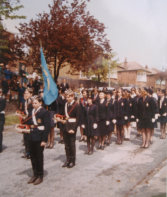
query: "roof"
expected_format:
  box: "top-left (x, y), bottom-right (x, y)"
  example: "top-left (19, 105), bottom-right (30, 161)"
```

top-left (118, 61), bottom-right (151, 73)
top-left (147, 67), bottom-right (161, 75)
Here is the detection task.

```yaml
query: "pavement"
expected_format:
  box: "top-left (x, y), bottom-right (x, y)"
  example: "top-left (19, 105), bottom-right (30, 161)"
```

top-left (0, 125), bottom-right (166, 197)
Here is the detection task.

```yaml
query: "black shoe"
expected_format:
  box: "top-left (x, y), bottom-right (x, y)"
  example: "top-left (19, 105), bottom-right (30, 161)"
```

top-left (26, 155), bottom-right (31, 159)
top-left (101, 146), bottom-right (105, 150)
top-left (62, 161), bottom-right (70, 168)
top-left (67, 162), bottom-right (75, 168)
top-left (58, 140), bottom-right (64, 144)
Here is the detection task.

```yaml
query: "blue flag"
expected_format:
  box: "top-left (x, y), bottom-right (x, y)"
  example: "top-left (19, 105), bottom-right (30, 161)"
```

top-left (40, 47), bottom-right (58, 105)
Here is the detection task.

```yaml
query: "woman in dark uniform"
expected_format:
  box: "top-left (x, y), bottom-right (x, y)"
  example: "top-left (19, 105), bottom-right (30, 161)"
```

top-left (27, 96), bottom-right (50, 185)
top-left (79, 89), bottom-right (88, 142)
top-left (137, 88), bottom-right (156, 148)
top-left (96, 91), bottom-right (107, 150)
top-left (113, 88), bottom-right (127, 145)
top-left (122, 90), bottom-right (131, 141)
top-left (81, 97), bottom-right (98, 155)
top-left (105, 91), bottom-right (114, 145)
top-left (158, 89), bottom-right (167, 139)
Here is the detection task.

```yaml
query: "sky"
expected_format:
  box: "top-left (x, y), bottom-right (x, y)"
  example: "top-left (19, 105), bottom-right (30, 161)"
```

top-left (3, 0), bottom-right (167, 70)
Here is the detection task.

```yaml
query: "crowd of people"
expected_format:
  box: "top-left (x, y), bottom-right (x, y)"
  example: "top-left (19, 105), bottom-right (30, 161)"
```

top-left (0, 64), bottom-right (43, 109)
top-left (12, 85), bottom-right (167, 185)
top-left (0, 64), bottom-right (167, 185)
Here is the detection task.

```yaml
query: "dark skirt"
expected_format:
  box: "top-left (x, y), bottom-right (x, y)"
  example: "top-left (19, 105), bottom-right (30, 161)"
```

top-left (96, 120), bottom-right (108, 136)
top-left (158, 115), bottom-right (167, 124)
top-left (106, 122), bottom-right (114, 134)
top-left (138, 119), bottom-right (154, 130)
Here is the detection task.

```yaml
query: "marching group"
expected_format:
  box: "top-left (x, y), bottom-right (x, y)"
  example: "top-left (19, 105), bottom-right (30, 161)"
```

top-left (0, 83), bottom-right (167, 185)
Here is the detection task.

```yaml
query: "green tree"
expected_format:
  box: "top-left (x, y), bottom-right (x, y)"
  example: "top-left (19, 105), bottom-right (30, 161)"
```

top-left (88, 53), bottom-right (119, 82)
top-left (0, 0), bottom-right (25, 20)
top-left (0, 0), bottom-right (25, 64)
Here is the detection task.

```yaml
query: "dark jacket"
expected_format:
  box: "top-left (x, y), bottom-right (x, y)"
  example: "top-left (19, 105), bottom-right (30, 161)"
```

top-left (29, 107), bottom-right (51, 142)
top-left (65, 101), bottom-right (80, 133)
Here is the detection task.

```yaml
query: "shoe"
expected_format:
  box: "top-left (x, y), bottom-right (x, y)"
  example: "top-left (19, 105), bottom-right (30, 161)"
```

top-left (21, 154), bottom-right (27, 158)
top-left (67, 162), bottom-right (75, 168)
top-left (97, 145), bottom-right (102, 149)
top-left (49, 143), bottom-right (54, 149)
top-left (58, 140), bottom-right (64, 144)
top-left (62, 161), bottom-right (70, 168)
top-left (33, 177), bottom-right (43, 185)
top-left (84, 150), bottom-right (90, 155)
top-left (101, 146), bottom-right (105, 150)
top-left (88, 151), bottom-right (93, 155)
top-left (46, 143), bottom-right (50, 148)
top-left (26, 155), bottom-right (31, 159)
top-left (79, 138), bottom-right (84, 142)
top-left (27, 176), bottom-right (38, 184)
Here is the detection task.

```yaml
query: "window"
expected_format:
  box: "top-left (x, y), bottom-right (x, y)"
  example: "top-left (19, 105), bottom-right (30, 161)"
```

top-left (137, 71), bottom-right (147, 82)
top-left (156, 79), bottom-right (166, 85)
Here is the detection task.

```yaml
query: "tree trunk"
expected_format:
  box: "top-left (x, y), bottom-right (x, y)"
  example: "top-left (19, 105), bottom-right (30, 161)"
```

top-left (98, 74), bottom-right (101, 82)
top-left (54, 55), bottom-right (57, 82)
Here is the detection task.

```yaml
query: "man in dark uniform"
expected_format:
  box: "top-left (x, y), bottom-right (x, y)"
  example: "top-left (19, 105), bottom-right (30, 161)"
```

top-left (22, 88), bottom-right (33, 159)
top-left (27, 96), bottom-right (51, 185)
top-left (56, 90), bottom-right (80, 168)
top-left (0, 88), bottom-right (6, 153)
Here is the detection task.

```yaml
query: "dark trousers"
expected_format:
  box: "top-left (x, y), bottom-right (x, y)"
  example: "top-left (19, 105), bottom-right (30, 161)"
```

top-left (24, 133), bottom-right (30, 155)
top-left (0, 114), bottom-right (5, 152)
top-left (63, 131), bottom-right (76, 164)
top-left (29, 141), bottom-right (44, 178)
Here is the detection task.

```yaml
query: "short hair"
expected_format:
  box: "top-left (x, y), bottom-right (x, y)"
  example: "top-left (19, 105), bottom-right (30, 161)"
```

top-left (33, 95), bottom-right (43, 103)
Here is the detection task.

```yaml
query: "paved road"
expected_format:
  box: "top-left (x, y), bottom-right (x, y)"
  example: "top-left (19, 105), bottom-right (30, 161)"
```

top-left (0, 126), bottom-right (166, 197)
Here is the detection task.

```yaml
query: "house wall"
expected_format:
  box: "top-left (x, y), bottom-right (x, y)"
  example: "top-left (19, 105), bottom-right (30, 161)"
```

top-left (118, 71), bottom-right (137, 86)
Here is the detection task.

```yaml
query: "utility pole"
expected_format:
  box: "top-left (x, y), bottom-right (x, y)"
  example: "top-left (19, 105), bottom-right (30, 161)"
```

top-left (108, 60), bottom-right (111, 88)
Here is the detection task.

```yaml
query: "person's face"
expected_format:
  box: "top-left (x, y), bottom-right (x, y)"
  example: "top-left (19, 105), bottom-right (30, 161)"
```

top-left (99, 92), bottom-right (105, 99)
top-left (106, 94), bottom-right (111, 100)
top-left (87, 98), bottom-right (92, 105)
top-left (82, 91), bottom-right (87, 98)
top-left (141, 89), bottom-right (147, 97)
top-left (66, 94), bottom-right (74, 103)
top-left (117, 90), bottom-right (122, 97)
top-left (24, 90), bottom-right (31, 99)
top-left (33, 99), bottom-right (41, 109)
top-left (39, 92), bottom-right (43, 98)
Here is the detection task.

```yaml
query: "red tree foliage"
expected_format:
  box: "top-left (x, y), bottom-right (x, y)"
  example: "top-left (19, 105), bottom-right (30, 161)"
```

top-left (16, 0), bottom-right (111, 81)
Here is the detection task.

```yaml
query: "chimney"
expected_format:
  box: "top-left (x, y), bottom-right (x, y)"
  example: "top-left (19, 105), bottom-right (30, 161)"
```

top-left (145, 65), bottom-right (148, 69)
top-left (124, 57), bottom-right (128, 69)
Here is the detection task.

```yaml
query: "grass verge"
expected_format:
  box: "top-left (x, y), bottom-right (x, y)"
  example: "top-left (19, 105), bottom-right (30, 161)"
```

top-left (5, 114), bottom-right (20, 126)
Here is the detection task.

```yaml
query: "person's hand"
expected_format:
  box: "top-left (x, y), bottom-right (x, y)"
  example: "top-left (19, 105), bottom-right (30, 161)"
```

top-left (124, 116), bottom-right (128, 120)
top-left (81, 125), bottom-right (85, 129)
top-left (106, 121), bottom-right (110, 126)
top-left (93, 123), bottom-right (97, 129)
top-left (41, 141), bottom-right (46, 147)
top-left (112, 119), bottom-right (117, 124)
top-left (68, 130), bottom-right (75, 134)
top-left (152, 118), bottom-right (155, 123)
